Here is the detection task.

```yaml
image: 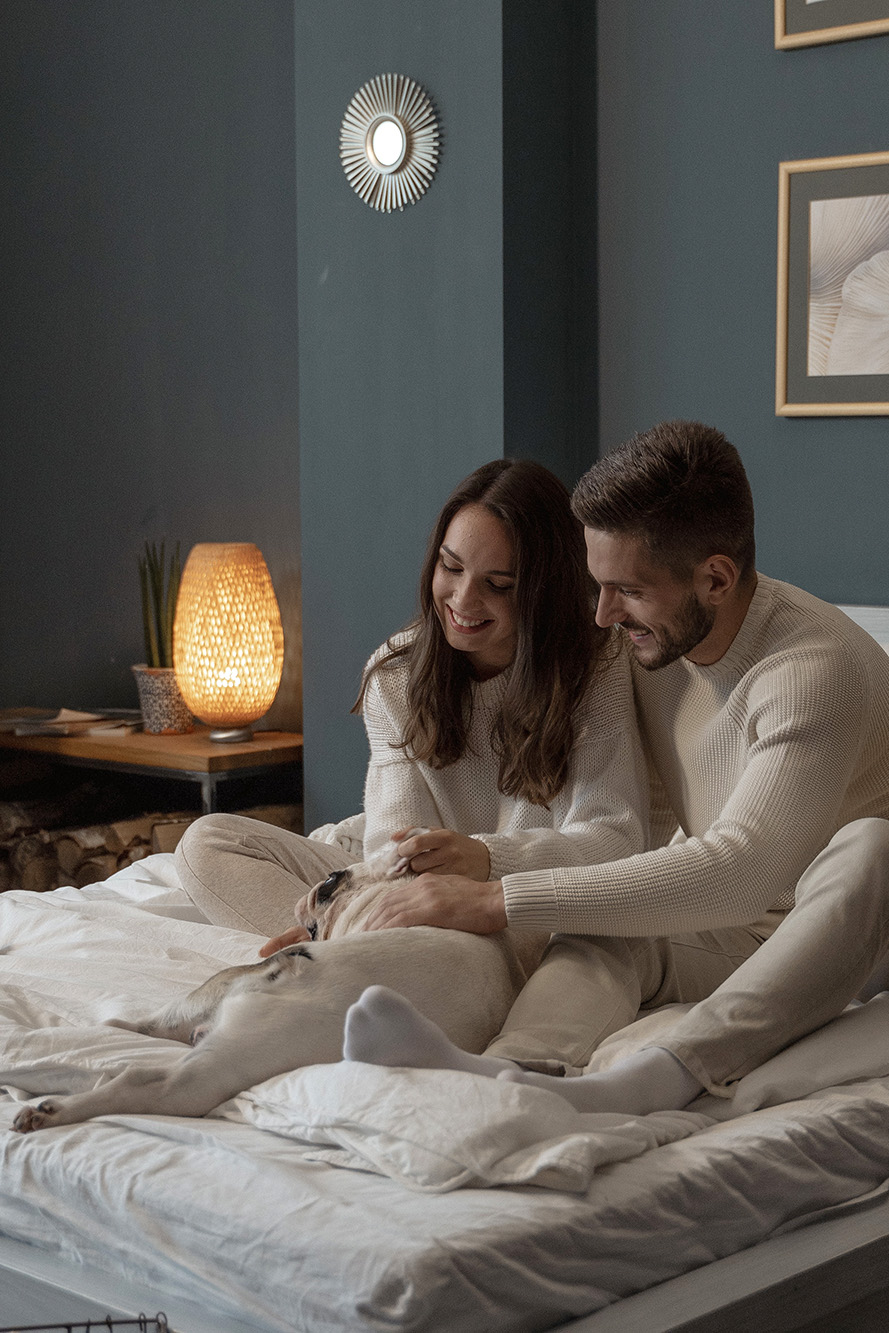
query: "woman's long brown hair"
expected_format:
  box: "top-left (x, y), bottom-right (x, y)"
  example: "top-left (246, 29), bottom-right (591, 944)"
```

top-left (353, 458), bottom-right (609, 806)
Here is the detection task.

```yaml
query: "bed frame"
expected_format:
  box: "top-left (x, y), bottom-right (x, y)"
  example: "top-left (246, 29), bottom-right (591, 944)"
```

top-left (3, 1186), bottom-right (888, 1333)
top-left (570, 1185), bottom-right (889, 1332)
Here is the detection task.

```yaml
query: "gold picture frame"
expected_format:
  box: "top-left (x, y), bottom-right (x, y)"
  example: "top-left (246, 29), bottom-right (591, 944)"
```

top-left (775, 0), bottom-right (889, 49)
top-left (777, 151), bottom-right (889, 416)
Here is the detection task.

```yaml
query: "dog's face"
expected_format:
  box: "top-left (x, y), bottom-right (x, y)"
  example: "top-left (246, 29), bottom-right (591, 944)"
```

top-left (295, 831), bottom-right (428, 941)
top-left (295, 864), bottom-right (415, 940)
top-left (295, 826), bottom-right (426, 943)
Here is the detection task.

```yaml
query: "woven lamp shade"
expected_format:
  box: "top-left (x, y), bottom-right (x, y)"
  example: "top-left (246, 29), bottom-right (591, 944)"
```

top-left (173, 543), bottom-right (284, 737)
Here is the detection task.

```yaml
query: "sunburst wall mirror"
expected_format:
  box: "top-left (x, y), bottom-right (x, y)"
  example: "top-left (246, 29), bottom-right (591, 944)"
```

top-left (340, 74), bottom-right (440, 214)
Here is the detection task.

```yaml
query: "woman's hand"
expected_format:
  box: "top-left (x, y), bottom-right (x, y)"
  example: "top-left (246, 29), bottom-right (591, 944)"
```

top-left (392, 827), bottom-right (491, 880)
top-left (258, 924), bottom-right (311, 958)
top-left (362, 874), bottom-right (507, 934)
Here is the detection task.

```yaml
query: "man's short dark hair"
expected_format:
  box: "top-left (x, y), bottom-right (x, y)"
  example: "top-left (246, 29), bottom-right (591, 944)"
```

top-left (571, 420), bottom-right (756, 580)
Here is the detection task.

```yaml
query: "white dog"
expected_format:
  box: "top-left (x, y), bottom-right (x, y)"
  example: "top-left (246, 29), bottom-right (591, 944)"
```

top-left (13, 839), bottom-right (547, 1132)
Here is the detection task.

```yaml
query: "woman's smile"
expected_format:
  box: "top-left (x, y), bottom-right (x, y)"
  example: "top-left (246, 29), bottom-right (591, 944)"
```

top-left (447, 605), bottom-right (493, 633)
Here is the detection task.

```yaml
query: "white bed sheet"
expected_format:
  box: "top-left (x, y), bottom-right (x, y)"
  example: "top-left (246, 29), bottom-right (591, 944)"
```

top-left (0, 856), bottom-right (888, 1332)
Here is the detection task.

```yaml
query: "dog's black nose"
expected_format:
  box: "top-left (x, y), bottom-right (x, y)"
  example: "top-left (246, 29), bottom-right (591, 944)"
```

top-left (316, 868), bottom-right (349, 904)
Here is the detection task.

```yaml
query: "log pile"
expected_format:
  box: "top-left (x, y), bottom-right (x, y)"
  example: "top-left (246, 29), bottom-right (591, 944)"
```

top-left (1, 812), bottom-right (198, 894)
top-left (0, 750), bottom-right (303, 893)
top-left (0, 801), bottom-right (302, 894)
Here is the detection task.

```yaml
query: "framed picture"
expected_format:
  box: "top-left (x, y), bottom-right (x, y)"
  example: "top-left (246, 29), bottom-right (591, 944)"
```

top-left (776, 152), bottom-right (889, 416)
top-left (776, 0), bottom-right (889, 48)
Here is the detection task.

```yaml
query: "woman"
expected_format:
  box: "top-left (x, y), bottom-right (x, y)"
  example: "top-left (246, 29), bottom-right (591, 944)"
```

top-left (174, 458), bottom-right (648, 959)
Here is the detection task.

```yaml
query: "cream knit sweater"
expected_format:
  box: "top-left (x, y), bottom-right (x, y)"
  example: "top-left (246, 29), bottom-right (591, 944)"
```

top-left (503, 575), bottom-right (889, 936)
top-left (361, 632), bottom-right (649, 880)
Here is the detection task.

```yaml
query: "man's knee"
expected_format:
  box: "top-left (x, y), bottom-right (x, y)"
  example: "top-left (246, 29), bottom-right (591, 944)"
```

top-left (828, 816), bottom-right (889, 860)
top-left (803, 817), bottom-right (889, 924)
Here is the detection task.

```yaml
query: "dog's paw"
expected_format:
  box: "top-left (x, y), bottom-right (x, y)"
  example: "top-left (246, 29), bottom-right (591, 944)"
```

top-left (366, 828), bottom-right (429, 880)
top-left (12, 1100), bottom-right (60, 1133)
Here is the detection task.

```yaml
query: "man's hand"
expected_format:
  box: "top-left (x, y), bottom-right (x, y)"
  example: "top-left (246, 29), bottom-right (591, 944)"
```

top-left (362, 873), bottom-right (507, 934)
top-left (258, 924), bottom-right (311, 958)
top-left (392, 827), bottom-right (491, 880)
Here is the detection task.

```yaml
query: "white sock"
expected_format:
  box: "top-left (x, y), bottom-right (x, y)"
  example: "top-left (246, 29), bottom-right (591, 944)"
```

top-left (497, 1046), bottom-right (703, 1115)
top-left (342, 985), bottom-right (518, 1078)
top-left (342, 987), bottom-right (704, 1114)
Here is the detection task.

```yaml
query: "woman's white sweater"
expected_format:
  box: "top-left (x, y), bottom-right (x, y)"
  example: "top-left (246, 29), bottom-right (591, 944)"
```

top-left (361, 632), bottom-right (649, 881)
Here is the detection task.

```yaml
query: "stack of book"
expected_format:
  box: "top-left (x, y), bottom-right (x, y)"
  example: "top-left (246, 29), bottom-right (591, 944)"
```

top-left (0, 708), bottom-right (143, 737)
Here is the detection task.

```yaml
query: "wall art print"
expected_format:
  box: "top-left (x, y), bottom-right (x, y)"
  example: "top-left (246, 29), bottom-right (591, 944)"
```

top-left (776, 0), bottom-right (889, 48)
top-left (777, 151), bottom-right (889, 415)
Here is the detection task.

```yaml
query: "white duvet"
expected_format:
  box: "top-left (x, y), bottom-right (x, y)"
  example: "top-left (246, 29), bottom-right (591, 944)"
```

top-left (1, 856), bottom-right (889, 1332)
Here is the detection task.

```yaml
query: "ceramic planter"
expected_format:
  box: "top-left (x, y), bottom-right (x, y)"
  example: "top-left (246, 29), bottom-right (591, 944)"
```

top-left (131, 665), bottom-right (194, 735)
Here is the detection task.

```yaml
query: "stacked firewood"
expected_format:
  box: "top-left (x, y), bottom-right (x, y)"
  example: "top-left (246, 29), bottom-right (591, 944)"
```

top-left (0, 798), bottom-right (302, 894)
top-left (0, 812), bottom-right (197, 894)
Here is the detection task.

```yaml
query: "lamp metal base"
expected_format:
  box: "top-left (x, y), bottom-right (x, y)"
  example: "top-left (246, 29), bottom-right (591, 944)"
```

top-left (208, 726), bottom-right (255, 744)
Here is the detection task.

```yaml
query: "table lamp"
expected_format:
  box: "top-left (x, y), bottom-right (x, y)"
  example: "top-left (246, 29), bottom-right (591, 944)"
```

top-left (173, 543), bottom-right (284, 742)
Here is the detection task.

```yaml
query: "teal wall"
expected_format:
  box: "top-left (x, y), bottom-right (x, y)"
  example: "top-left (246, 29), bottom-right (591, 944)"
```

top-left (597, 3), bottom-right (889, 603)
top-left (1, 1), bottom-right (593, 829)
top-left (0, 1), bottom-right (302, 731)
top-left (296, 1), bottom-right (594, 826)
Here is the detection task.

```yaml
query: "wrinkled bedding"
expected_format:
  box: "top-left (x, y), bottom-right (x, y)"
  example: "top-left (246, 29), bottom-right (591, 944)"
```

top-left (1, 855), bottom-right (888, 1332)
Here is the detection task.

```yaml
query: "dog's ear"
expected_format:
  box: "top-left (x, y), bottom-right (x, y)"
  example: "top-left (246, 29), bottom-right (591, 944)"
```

top-left (363, 827), bottom-right (429, 880)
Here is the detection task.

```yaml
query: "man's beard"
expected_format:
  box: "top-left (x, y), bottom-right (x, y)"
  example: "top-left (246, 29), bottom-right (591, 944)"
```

top-left (626, 591), bottom-right (716, 671)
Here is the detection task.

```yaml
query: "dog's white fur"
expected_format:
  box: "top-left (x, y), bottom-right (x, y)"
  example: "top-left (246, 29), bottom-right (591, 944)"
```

top-left (13, 835), bottom-right (548, 1132)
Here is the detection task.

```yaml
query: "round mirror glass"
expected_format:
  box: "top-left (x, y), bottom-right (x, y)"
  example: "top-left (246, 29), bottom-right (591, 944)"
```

top-left (371, 118), bottom-right (405, 168)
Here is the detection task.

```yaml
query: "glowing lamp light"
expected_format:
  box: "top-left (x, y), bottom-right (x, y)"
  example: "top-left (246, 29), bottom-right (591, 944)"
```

top-left (173, 543), bottom-right (284, 742)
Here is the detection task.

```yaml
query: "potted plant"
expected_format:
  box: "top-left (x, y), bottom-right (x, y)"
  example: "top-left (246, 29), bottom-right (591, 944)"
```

top-left (132, 541), bottom-right (194, 734)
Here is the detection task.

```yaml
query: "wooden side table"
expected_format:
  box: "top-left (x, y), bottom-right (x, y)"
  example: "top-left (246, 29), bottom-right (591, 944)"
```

top-left (0, 728), bottom-right (303, 815)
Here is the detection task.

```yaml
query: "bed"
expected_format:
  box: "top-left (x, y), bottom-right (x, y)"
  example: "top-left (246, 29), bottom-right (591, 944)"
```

top-left (0, 854), bottom-right (888, 1333)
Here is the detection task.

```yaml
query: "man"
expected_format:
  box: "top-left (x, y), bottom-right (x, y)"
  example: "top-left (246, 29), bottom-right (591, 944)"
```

top-left (344, 421), bottom-right (889, 1113)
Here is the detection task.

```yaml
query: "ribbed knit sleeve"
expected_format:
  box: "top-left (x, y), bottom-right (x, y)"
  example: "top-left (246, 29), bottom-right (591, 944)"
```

top-left (502, 577), bottom-right (889, 937)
